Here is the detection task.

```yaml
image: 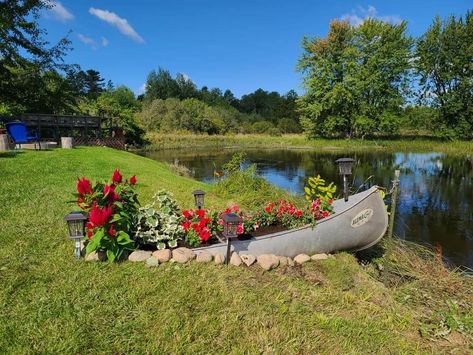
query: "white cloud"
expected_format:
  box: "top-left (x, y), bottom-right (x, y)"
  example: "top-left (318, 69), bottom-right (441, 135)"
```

top-left (101, 37), bottom-right (109, 47)
top-left (340, 5), bottom-right (402, 26)
top-left (44, 1), bottom-right (74, 22)
top-left (138, 83), bottom-right (147, 95)
top-left (89, 7), bottom-right (145, 43)
top-left (77, 34), bottom-right (95, 46)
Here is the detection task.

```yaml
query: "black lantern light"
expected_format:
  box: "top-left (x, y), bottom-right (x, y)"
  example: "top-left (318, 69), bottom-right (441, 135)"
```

top-left (335, 158), bottom-right (355, 202)
top-left (192, 189), bottom-right (206, 210)
top-left (222, 212), bottom-right (243, 264)
top-left (64, 211), bottom-right (87, 259)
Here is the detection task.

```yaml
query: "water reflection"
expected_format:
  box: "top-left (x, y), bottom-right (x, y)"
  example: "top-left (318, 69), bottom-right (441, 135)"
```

top-left (141, 148), bottom-right (473, 268)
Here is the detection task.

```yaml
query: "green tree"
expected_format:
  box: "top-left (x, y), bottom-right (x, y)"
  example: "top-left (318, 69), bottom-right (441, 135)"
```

top-left (0, 0), bottom-right (71, 114)
top-left (416, 12), bottom-right (473, 138)
top-left (144, 68), bottom-right (179, 101)
top-left (297, 19), bottom-right (412, 138)
top-left (80, 86), bottom-right (144, 145)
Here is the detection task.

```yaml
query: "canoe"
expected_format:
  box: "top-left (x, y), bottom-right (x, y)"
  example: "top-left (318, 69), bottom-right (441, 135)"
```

top-left (194, 186), bottom-right (388, 258)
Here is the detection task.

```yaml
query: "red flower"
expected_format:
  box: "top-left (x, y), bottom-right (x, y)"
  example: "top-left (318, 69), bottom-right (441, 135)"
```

top-left (86, 230), bottom-right (93, 240)
top-left (264, 202), bottom-right (275, 213)
top-left (199, 227), bottom-right (211, 242)
top-left (237, 224), bottom-right (244, 235)
top-left (108, 224), bottom-right (117, 237)
top-left (295, 210), bottom-right (303, 217)
top-left (88, 203), bottom-right (112, 227)
top-left (104, 184), bottom-right (120, 202)
top-left (196, 209), bottom-right (206, 219)
top-left (182, 221), bottom-right (191, 231)
top-left (224, 207), bottom-right (232, 214)
top-left (232, 205), bottom-right (240, 213)
top-left (191, 222), bottom-right (201, 232)
top-left (322, 210), bottom-right (330, 218)
top-left (183, 210), bottom-right (193, 219)
top-left (112, 169), bottom-right (122, 184)
top-left (129, 175), bottom-right (137, 185)
top-left (77, 177), bottom-right (93, 195)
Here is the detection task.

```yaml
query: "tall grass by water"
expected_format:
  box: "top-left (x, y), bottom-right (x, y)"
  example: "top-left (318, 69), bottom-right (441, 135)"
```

top-left (144, 133), bottom-right (473, 155)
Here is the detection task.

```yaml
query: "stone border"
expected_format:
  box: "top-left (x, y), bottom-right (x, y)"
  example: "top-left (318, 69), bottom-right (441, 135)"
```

top-left (85, 247), bottom-right (335, 270)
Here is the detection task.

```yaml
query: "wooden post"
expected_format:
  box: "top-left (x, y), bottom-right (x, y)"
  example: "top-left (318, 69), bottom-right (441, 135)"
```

top-left (387, 170), bottom-right (400, 239)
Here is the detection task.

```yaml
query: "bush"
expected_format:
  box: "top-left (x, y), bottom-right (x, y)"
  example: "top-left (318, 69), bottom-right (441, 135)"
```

top-left (379, 111), bottom-right (401, 136)
top-left (215, 165), bottom-right (300, 210)
top-left (251, 120), bottom-right (275, 133)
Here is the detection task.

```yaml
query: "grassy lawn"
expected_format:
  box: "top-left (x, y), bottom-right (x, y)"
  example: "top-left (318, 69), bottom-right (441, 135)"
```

top-left (145, 133), bottom-right (473, 155)
top-left (0, 147), bottom-right (472, 353)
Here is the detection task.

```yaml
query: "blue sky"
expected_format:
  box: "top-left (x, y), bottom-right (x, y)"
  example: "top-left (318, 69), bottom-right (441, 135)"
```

top-left (40, 1), bottom-right (472, 97)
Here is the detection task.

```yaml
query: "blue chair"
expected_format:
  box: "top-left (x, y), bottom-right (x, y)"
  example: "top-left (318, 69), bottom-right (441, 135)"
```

top-left (6, 122), bottom-right (41, 150)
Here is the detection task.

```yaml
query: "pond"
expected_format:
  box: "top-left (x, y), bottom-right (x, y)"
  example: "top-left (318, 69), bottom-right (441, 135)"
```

top-left (141, 148), bottom-right (473, 269)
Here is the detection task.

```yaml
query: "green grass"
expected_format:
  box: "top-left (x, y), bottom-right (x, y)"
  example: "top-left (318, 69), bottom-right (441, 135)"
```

top-left (145, 133), bottom-right (473, 155)
top-left (0, 147), bottom-right (472, 353)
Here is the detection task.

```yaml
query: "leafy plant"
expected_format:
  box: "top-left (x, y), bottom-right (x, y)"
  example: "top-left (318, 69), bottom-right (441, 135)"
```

top-left (74, 169), bottom-right (139, 261)
top-left (222, 152), bottom-right (246, 174)
top-left (135, 190), bottom-right (183, 249)
top-left (304, 174), bottom-right (337, 203)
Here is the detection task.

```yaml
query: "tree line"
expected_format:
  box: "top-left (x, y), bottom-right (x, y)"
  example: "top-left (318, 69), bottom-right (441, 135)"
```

top-left (298, 11), bottom-right (473, 139)
top-left (138, 68), bottom-right (301, 135)
top-left (1, 1), bottom-right (472, 142)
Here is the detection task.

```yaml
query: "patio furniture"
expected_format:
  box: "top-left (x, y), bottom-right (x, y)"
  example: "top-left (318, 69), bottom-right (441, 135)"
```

top-left (6, 122), bottom-right (41, 150)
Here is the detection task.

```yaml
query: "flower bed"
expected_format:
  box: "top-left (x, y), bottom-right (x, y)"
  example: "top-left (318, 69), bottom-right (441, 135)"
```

top-left (72, 170), bottom-right (336, 261)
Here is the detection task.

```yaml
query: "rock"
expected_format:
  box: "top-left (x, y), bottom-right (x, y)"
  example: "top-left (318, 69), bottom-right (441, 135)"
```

top-left (85, 250), bottom-right (107, 261)
top-left (128, 250), bottom-right (152, 262)
top-left (287, 258), bottom-right (295, 267)
top-left (172, 247), bottom-right (196, 263)
top-left (257, 254), bottom-right (280, 271)
top-left (145, 256), bottom-right (160, 267)
top-left (240, 254), bottom-right (256, 267)
top-left (278, 256), bottom-right (290, 266)
top-left (153, 249), bottom-right (172, 263)
top-left (196, 251), bottom-right (213, 263)
top-left (294, 254), bottom-right (311, 264)
top-left (230, 253), bottom-right (242, 266)
top-left (311, 253), bottom-right (329, 261)
top-left (214, 253), bottom-right (225, 265)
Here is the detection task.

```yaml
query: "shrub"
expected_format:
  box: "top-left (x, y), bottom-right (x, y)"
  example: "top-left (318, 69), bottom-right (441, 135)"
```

top-left (135, 190), bottom-right (183, 249)
top-left (75, 170), bottom-right (138, 261)
top-left (222, 152), bottom-right (246, 174)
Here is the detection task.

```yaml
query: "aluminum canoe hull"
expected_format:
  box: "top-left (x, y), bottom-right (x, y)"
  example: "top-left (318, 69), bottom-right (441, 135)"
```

top-left (194, 186), bottom-right (388, 258)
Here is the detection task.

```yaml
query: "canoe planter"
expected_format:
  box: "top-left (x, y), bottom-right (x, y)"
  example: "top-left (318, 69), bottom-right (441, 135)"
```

top-left (194, 186), bottom-right (388, 258)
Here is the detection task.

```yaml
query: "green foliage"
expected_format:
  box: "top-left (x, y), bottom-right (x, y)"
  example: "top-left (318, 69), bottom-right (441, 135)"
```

top-left (416, 12), bottom-right (473, 139)
top-left (216, 164), bottom-right (300, 210)
top-left (80, 85), bottom-right (145, 145)
top-left (135, 190), bottom-right (184, 249)
top-left (298, 19), bottom-right (412, 138)
top-left (0, 0), bottom-right (71, 114)
top-left (304, 175), bottom-right (337, 203)
top-left (222, 152), bottom-right (246, 174)
top-left (137, 98), bottom-right (225, 134)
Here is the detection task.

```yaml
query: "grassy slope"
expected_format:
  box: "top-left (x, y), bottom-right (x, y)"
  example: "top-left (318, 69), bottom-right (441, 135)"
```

top-left (145, 133), bottom-right (473, 155)
top-left (0, 148), bottom-right (471, 353)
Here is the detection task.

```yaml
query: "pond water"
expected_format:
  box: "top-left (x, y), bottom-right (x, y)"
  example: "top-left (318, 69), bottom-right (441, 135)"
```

top-left (141, 148), bottom-right (473, 269)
